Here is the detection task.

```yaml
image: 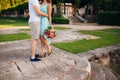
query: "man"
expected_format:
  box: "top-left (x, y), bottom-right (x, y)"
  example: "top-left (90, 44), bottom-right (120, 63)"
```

top-left (28, 0), bottom-right (48, 61)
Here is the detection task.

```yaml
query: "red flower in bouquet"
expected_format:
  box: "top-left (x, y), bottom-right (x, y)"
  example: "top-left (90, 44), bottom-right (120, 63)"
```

top-left (48, 32), bottom-right (56, 38)
top-left (45, 30), bottom-right (50, 35)
top-left (45, 26), bottom-right (56, 38)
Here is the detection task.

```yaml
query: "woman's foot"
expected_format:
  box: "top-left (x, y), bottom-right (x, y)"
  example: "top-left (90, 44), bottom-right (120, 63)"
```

top-left (48, 48), bottom-right (52, 56)
top-left (39, 51), bottom-right (46, 58)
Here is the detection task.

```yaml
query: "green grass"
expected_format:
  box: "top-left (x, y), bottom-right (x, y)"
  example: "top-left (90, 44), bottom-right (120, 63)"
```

top-left (20, 26), bottom-right (70, 31)
top-left (20, 28), bottom-right (30, 31)
top-left (0, 18), bottom-right (70, 30)
top-left (0, 18), bottom-right (28, 28)
top-left (0, 26), bottom-right (69, 42)
top-left (54, 26), bottom-right (71, 30)
top-left (0, 33), bottom-right (31, 42)
top-left (52, 28), bottom-right (120, 54)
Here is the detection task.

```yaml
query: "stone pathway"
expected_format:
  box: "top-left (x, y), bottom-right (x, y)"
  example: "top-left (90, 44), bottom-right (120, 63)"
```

top-left (0, 24), bottom-right (120, 80)
top-left (0, 40), bottom-right (91, 80)
top-left (0, 28), bottom-right (92, 80)
top-left (54, 23), bottom-right (120, 30)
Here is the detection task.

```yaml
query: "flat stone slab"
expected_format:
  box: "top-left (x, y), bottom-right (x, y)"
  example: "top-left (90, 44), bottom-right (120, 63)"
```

top-left (0, 50), bottom-right (91, 80)
top-left (0, 28), bottom-right (96, 80)
top-left (0, 63), bottom-right (23, 80)
top-left (51, 30), bottom-right (99, 43)
top-left (0, 40), bottom-right (91, 80)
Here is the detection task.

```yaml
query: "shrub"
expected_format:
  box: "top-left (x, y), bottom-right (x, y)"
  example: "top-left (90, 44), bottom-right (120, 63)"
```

top-left (52, 17), bottom-right (69, 24)
top-left (97, 11), bottom-right (120, 26)
top-left (52, 13), bottom-right (61, 17)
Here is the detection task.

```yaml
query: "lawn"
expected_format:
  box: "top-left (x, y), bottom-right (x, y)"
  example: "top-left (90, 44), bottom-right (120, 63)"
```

top-left (0, 18), bottom-right (71, 30)
top-left (52, 28), bottom-right (120, 54)
top-left (0, 18), bottom-right (28, 28)
top-left (0, 26), bottom-right (70, 42)
top-left (20, 26), bottom-right (70, 31)
top-left (0, 33), bottom-right (31, 42)
top-left (54, 26), bottom-right (71, 30)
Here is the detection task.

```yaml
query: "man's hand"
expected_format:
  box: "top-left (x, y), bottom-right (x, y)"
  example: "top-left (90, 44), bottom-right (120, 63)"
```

top-left (34, 5), bottom-right (48, 17)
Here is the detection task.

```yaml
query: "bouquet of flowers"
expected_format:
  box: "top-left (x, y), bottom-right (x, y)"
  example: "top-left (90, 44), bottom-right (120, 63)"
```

top-left (45, 26), bottom-right (56, 38)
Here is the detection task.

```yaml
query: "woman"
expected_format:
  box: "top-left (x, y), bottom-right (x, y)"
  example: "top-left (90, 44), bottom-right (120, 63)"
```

top-left (39, 0), bottom-right (53, 57)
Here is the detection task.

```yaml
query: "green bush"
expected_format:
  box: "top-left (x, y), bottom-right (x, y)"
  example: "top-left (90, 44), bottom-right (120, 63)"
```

top-left (97, 11), bottom-right (120, 26)
top-left (52, 13), bottom-right (61, 17)
top-left (52, 17), bottom-right (69, 24)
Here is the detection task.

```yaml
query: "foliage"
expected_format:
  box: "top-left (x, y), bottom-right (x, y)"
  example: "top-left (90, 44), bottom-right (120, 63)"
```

top-left (1, 2), bottom-right (28, 16)
top-left (0, 0), bottom-right (11, 10)
top-left (53, 13), bottom-right (61, 17)
top-left (52, 0), bottom-right (63, 4)
top-left (0, 0), bottom-right (28, 11)
top-left (87, 0), bottom-right (120, 14)
top-left (52, 17), bottom-right (69, 24)
top-left (55, 2), bottom-right (62, 17)
top-left (52, 28), bottom-right (120, 54)
top-left (71, 0), bottom-right (80, 8)
top-left (97, 11), bottom-right (120, 26)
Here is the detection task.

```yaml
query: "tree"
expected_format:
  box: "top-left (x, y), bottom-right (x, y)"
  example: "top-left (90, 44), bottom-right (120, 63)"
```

top-left (0, 2), bottom-right (1, 14)
top-left (52, 0), bottom-right (63, 4)
top-left (89, 0), bottom-right (120, 13)
top-left (79, 0), bottom-right (120, 15)
top-left (0, 0), bottom-right (28, 16)
top-left (71, 0), bottom-right (80, 8)
top-left (14, 0), bottom-right (23, 5)
top-left (0, 0), bottom-right (28, 11)
top-left (10, 0), bottom-right (15, 7)
top-left (21, 0), bottom-right (28, 2)
top-left (0, 0), bottom-right (11, 10)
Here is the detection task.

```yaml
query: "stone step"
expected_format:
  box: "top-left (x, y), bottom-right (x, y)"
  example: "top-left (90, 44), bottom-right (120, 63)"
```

top-left (90, 62), bottom-right (106, 80)
top-left (90, 62), bottom-right (119, 80)
top-left (68, 16), bottom-right (81, 23)
top-left (0, 40), bottom-right (91, 80)
top-left (103, 67), bottom-right (118, 80)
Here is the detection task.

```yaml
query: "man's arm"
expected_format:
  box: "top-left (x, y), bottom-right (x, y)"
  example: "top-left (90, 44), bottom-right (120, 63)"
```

top-left (34, 5), bottom-right (48, 17)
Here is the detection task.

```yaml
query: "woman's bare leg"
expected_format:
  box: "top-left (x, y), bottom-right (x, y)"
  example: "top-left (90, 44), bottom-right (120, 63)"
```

top-left (40, 36), bottom-right (46, 56)
top-left (41, 37), bottom-right (52, 55)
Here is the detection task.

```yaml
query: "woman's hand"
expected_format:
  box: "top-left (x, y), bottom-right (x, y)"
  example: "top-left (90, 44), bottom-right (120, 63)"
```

top-left (50, 25), bottom-right (54, 29)
top-left (50, 25), bottom-right (56, 32)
